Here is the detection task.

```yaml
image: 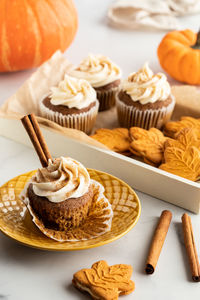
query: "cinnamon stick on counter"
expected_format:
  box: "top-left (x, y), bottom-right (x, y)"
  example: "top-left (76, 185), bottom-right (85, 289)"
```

top-left (145, 210), bottom-right (172, 274)
top-left (182, 213), bottom-right (200, 282)
top-left (21, 114), bottom-right (52, 167)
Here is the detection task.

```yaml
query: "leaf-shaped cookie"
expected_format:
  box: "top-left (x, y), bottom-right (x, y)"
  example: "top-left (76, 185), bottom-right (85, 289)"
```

top-left (91, 128), bottom-right (130, 153)
top-left (164, 127), bottom-right (200, 150)
top-left (72, 260), bottom-right (135, 300)
top-left (129, 127), bottom-right (168, 166)
top-left (160, 128), bottom-right (200, 181)
top-left (164, 116), bottom-right (200, 138)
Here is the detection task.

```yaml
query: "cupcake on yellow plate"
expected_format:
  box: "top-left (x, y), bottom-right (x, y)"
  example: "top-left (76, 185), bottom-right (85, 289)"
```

top-left (20, 156), bottom-right (113, 242)
top-left (70, 54), bottom-right (121, 111)
top-left (39, 75), bottom-right (99, 134)
top-left (116, 63), bottom-right (175, 129)
top-left (22, 157), bottom-right (93, 231)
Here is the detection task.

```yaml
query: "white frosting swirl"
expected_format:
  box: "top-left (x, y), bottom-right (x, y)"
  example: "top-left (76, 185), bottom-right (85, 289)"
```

top-left (50, 75), bottom-right (96, 109)
top-left (122, 63), bottom-right (171, 105)
top-left (31, 157), bottom-right (90, 203)
top-left (70, 54), bottom-right (121, 88)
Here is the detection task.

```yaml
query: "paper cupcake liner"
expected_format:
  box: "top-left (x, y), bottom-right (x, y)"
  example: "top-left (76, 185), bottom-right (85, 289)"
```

top-left (26, 186), bottom-right (93, 231)
top-left (39, 100), bottom-right (99, 134)
top-left (116, 94), bottom-right (175, 130)
top-left (96, 87), bottom-right (119, 112)
top-left (22, 180), bottom-right (113, 242)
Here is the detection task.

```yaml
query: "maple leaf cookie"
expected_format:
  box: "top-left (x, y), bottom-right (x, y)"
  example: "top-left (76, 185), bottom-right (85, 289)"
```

top-left (160, 128), bottom-right (200, 181)
top-left (91, 128), bottom-right (130, 153)
top-left (164, 116), bottom-right (200, 138)
top-left (129, 127), bottom-right (168, 166)
top-left (72, 260), bottom-right (135, 300)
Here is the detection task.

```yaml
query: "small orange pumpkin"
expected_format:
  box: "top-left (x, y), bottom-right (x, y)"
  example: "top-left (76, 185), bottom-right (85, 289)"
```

top-left (0, 0), bottom-right (78, 72)
top-left (157, 29), bottom-right (200, 85)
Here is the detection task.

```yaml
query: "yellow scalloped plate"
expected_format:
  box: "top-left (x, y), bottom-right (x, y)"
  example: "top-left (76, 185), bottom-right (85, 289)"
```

top-left (0, 169), bottom-right (141, 251)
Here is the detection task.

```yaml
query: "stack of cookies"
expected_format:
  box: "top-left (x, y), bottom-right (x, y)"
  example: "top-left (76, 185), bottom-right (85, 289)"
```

top-left (91, 116), bottom-right (200, 182)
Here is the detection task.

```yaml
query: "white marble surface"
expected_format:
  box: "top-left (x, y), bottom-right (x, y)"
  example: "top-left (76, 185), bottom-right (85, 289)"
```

top-left (0, 1), bottom-right (200, 299)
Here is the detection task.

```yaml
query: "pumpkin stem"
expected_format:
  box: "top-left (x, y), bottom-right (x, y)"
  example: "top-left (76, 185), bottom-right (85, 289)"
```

top-left (191, 29), bottom-right (200, 49)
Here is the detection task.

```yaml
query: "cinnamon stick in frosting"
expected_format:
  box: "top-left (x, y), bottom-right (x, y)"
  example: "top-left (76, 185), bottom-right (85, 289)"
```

top-left (21, 114), bottom-right (52, 167)
top-left (145, 210), bottom-right (172, 274)
top-left (182, 213), bottom-right (200, 282)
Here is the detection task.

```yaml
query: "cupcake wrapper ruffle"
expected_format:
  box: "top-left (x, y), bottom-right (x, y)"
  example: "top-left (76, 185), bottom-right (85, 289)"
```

top-left (23, 180), bottom-right (113, 242)
top-left (40, 100), bottom-right (99, 134)
top-left (96, 87), bottom-right (119, 112)
top-left (116, 94), bottom-right (175, 130)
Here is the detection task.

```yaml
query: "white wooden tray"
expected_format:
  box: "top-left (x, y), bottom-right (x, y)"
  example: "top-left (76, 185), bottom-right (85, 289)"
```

top-left (0, 118), bottom-right (200, 214)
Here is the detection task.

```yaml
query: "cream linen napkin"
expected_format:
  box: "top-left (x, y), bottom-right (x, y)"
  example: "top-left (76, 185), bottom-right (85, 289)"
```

top-left (108, 0), bottom-right (200, 30)
top-left (168, 0), bottom-right (200, 15)
top-left (0, 51), bottom-right (108, 150)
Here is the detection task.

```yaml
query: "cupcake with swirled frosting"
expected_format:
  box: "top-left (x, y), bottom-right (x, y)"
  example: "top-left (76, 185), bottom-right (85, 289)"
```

top-left (22, 157), bottom-right (94, 231)
top-left (116, 63), bottom-right (175, 129)
top-left (39, 75), bottom-right (99, 134)
top-left (70, 54), bottom-right (121, 111)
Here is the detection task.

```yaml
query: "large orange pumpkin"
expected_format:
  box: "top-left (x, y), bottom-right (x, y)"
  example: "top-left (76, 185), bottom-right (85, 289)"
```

top-left (0, 0), bottom-right (78, 72)
top-left (157, 29), bottom-right (200, 85)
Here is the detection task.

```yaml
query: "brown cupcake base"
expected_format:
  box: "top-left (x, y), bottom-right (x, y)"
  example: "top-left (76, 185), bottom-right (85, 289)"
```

top-left (39, 97), bottom-right (99, 134)
top-left (42, 97), bottom-right (97, 115)
top-left (24, 180), bottom-right (113, 242)
top-left (95, 80), bottom-right (120, 112)
top-left (116, 92), bottom-right (175, 130)
top-left (28, 184), bottom-right (93, 231)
